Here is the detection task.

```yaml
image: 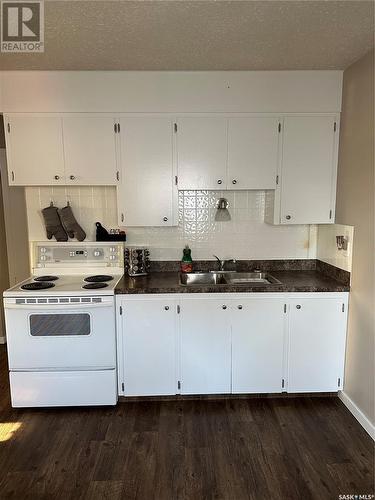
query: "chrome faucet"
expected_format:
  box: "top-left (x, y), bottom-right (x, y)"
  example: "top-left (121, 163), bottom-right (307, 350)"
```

top-left (213, 255), bottom-right (236, 272)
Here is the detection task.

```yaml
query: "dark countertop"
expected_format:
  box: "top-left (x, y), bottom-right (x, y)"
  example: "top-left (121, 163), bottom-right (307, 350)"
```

top-left (115, 270), bottom-right (350, 294)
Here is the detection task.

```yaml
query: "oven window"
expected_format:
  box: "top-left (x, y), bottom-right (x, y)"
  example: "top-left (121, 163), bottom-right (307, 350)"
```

top-left (29, 314), bottom-right (91, 336)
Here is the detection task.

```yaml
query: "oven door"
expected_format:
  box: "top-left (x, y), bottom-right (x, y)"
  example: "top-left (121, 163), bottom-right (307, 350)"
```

top-left (4, 297), bottom-right (116, 370)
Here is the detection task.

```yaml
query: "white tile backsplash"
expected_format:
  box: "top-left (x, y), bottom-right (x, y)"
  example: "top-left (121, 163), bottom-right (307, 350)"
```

top-left (317, 224), bottom-right (354, 272)
top-left (25, 187), bottom-right (316, 261)
top-left (25, 186), bottom-right (118, 242)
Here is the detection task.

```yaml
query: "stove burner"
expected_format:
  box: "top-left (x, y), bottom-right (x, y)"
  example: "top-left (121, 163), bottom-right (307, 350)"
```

top-left (84, 275), bottom-right (113, 283)
top-left (82, 282), bottom-right (109, 290)
top-left (34, 276), bottom-right (59, 282)
top-left (21, 282), bottom-right (55, 291)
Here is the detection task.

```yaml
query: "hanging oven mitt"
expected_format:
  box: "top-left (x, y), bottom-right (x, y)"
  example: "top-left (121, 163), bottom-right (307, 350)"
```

top-left (41, 205), bottom-right (68, 241)
top-left (58, 205), bottom-right (86, 242)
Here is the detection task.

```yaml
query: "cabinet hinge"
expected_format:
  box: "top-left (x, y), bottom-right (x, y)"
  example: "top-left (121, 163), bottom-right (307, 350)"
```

top-left (175, 175), bottom-right (178, 186)
top-left (276, 175), bottom-right (279, 185)
top-left (11, 171), bottom-right (15, 182)
top-left (117, 123), bottom-right (120, 133)
top-left (116, 171), bottom-right (120, 182)
top-left (278, 122), bottom-right (281, 133)
top-left (284, 304), bottom-right (287, 313)
top-left (342, 303), bottom-right (345, 313)
top-left (114, 123), bottom-right (117, 133)
top-left (177, 381), bottom-right (181, 390)
top-left (329, 209), bottom-right (332, 219)
top-left (174, 123), bottom-right (177, 133)
top-left (119, 305), bottom-right (123, 315)
top-left (282, 379), bottom-right (285, 389)
top-left (7, 123), bottom-right (10, 133)
top-left (177, 304), bottom-right (180, 314)
top-left (338, 377), bottom-right (341, 387)
top-left (334, 121), bottom-right (337, 132)
top-left (121, 213), bottom-right (124, 223)
top-left (122, 382), bottom-right (125, 391)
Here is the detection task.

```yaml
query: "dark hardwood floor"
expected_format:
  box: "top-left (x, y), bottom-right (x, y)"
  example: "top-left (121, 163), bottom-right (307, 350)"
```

top-left (0, 345), bottom-right (373, 500)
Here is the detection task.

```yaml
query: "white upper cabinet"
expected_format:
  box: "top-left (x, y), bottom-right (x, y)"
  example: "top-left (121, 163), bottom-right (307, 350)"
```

top-left (4, 113), bottom-right (119, 186)
top-left (227, 117), bottom-right (280, 190)
top-left (62, 115), bottom-right (118, 185)
top-left (287, 298), bottom-right (347, 392)
top-left (176, 117), bottom-right (228, 190)
top-left (279, 115), bottom-right (338, 224)
top-left (231, 298), bottom-right (285, 393)
top-left (176, 116), bottom-right (281, 191)
top-left (180, 298), bottom-right (231, 395)
top-left (4, 114), bottom-right (65, 186)
top-left (117, 117), bottom-right (176, 226)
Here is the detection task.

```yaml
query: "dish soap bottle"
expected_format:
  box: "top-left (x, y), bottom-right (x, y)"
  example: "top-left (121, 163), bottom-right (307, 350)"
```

top-left (180, 245), bottom-right (193, 273)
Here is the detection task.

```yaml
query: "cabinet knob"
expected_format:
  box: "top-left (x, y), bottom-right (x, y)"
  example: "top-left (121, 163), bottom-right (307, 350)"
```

top-left (54, 175), bottom-right (60, 180)
top-left (217, 179), bottom-right (222, 185)
top-left (164, 306), bottom-right (169, 311)
top-left (285, 215), bottom-right (291, 220)
top-left (232, 180), bottom-right (237, 185)
top-left (163, 217), bottom-right (168, 222)
top-left (70, 175), bottom-right (76, 180)
top-left (237, 305), bottom-right (243, 310)
top-left (222, 305), bottom-right (227, 310)
top-left (296, 305), bottom-right (301, 309)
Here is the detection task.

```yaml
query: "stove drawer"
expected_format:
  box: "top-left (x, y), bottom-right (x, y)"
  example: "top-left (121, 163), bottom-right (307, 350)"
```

top-left (10, 369), bottom-right (117, 407)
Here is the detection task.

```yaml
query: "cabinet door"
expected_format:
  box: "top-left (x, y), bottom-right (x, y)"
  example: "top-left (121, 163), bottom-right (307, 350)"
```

top-left (227, 117), bottom-right (280, 190)
top-left (280, 115), bottom-right (337, 224)
top-left (117, 117), bottom-right (175, 226)
top-left (180, 298), bottom-right (231, 394)
top-left (176, 117), bottom-right (227, 190)
top-left (231, 299), bottom-right (285, 393)
top-left (121, 299), bottom-right (177, 396)
top-left (4, 114), bottom-right (65, 186)
top-left (288, 299), bottom-right (347, 392)
top-left (63, 115), bottom-right (118, 185)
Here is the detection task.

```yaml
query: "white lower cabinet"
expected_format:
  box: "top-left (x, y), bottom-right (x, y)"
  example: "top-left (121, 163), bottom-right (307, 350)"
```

top-left (180, 298), bottom-right (231, 395)
top-left (117, 293), bottom-right (348, 397)
top-left (231, 298), bottom-right (286, 393)
top-left (118, 298), bottom-right (177, 396)
top-left (287, 298), bottom-right (347, 392)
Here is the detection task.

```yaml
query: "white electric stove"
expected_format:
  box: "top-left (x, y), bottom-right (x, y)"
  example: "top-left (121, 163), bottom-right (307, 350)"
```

top-left (3, 242), bottom-right (124, 408)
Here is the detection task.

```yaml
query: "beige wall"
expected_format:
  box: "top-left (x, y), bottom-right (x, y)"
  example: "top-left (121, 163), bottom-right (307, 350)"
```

top-left (336, 50), bottom-right (374, 425)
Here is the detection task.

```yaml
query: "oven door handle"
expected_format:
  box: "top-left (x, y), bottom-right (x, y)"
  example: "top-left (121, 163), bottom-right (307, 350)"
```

top-left (5, 302), bottom-right (112, 310)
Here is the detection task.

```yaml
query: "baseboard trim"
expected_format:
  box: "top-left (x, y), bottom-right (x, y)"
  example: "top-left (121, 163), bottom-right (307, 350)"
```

top-left (339, 391), bottom-right (375, 440)
top-left (0, 336), bottom-right (6, 344)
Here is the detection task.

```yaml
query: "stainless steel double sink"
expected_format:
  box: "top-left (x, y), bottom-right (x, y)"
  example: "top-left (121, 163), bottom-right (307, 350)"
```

top-left (179, 271), bottom-right (282, 286)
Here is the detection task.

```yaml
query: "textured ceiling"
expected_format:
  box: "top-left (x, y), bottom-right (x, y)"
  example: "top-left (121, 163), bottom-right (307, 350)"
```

top-left (0, 0), bottom-right (374, 70)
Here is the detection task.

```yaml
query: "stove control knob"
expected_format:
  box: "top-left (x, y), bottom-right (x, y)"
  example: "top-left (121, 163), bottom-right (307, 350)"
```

top-left (110, 255), bottom-right (116, 260)
top-left (93, 250), bottom-right (101, 257)
top-left (40, 247), bottom-right (47, 253)
top-left (69, 251), bottom-right (75, 257)
top-left (40, 255), bottom-right (46, 261)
